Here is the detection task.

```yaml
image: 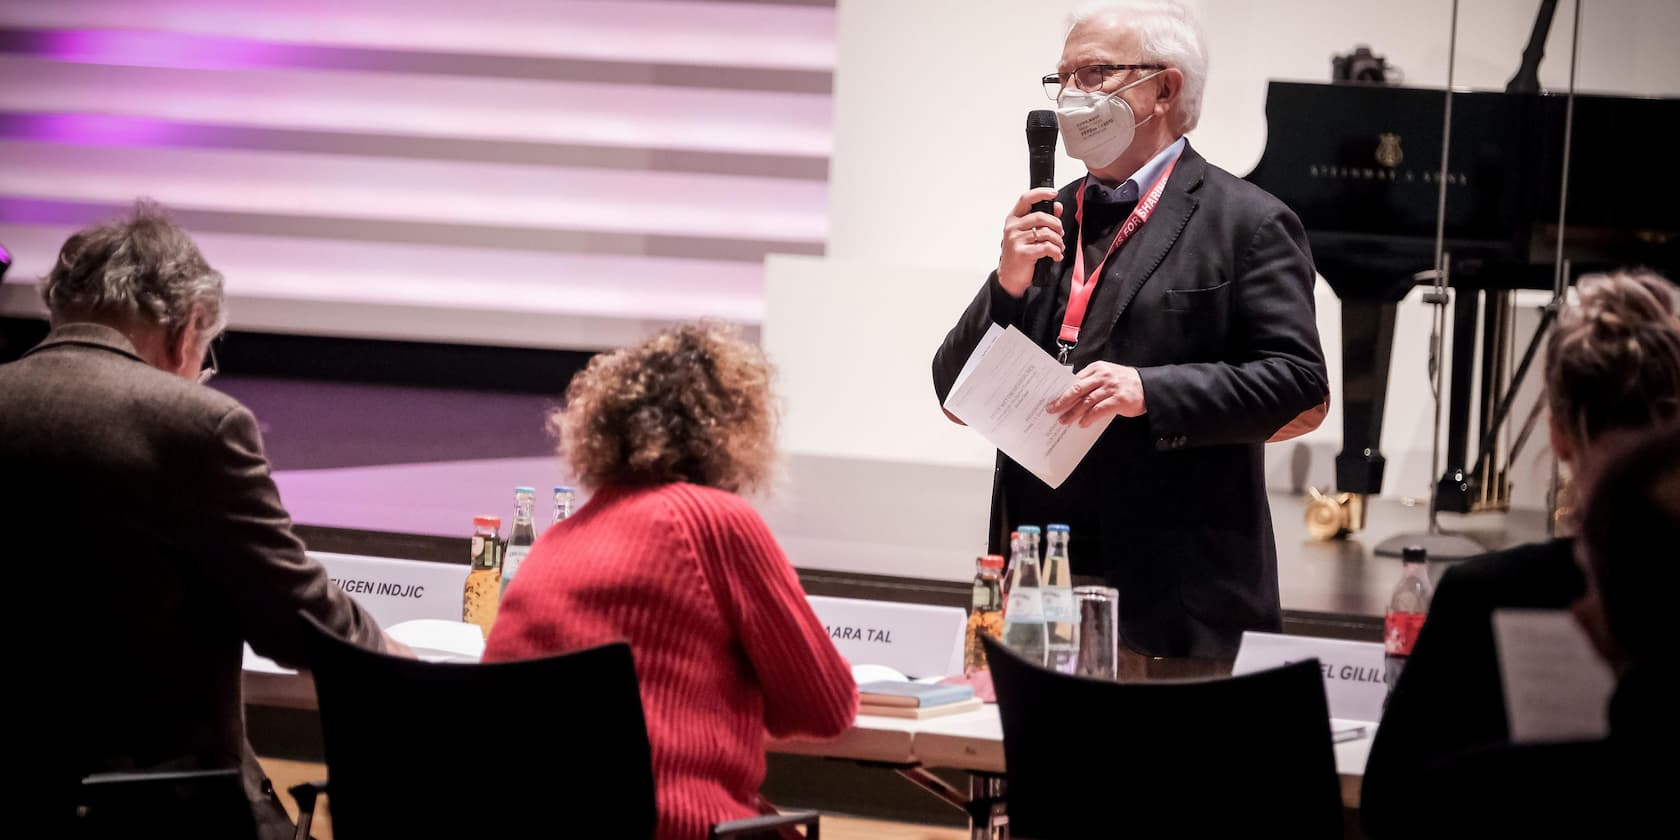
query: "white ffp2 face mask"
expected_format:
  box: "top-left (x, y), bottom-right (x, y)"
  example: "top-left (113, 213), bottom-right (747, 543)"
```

top-left (1054, 71), bottom-right (1162, 170)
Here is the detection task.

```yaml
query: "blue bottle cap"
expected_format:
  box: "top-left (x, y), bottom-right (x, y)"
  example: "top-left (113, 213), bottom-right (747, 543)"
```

top-left (1016, 525), bottom-right (1041, 534)
top-left (554, 485), bottom-right (575, 493)
top-left (514, 486), bottom-right (536, 494)
top-left (1047, 524), bottom-right (1070, 533)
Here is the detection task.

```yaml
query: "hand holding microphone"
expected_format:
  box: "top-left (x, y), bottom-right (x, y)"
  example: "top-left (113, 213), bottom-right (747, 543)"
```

top-left (997, 110), bottom-right (1064, 298)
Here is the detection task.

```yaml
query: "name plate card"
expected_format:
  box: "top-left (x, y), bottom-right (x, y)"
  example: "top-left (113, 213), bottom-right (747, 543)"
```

top-left (807, 595), bottom-right (967, 679)
top-left (310, 551), bottom-right (469, 628)
top-left (1233, 631), bottom-right (1386, 723)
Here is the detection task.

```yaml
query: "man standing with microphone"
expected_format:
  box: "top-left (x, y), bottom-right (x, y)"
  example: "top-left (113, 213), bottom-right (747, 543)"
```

top-left (932, 0), bottom-right (1327, 679)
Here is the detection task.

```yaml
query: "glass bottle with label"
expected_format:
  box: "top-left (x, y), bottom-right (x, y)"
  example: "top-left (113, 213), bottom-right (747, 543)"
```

top-left (964, 554), bottom-right (1007, 673)
top-left (553, 486), bottom-right (576, 527)
top-left (1383, 546), bottom-right (1433, 703)
top-left (1001, 525), bottom-right (1047, 665)
top-left (1001, 530), bottom-right (1020, 602)
top-left (463, 515), bottom-right (503, 640)
top-left (500, 487), bottom-right (537, 600)
top-left (1041, 523), bottom-right (1080, 673)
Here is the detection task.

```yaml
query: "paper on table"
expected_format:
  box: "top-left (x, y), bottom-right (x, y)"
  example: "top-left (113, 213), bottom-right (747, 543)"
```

top-left (851, 663), bottom-right (952, 686)
top-left (386, 618), bottom-right (486, 663)
top-left (1492, 609), bottom-right (1616, 744)
top-left (242, 643), bottom-right (295, 675)
top-left (942, 324), bottom-right (1111, 489)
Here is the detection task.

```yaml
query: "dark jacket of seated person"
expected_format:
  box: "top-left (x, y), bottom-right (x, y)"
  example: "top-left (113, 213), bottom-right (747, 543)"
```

top-left (1422, 667), bottom-right (1671, 839)
top-left (0, 203), bottom-right (388, 840)
top-left (483, 323), bottom-right (858, 840)
top-left (1359, 538), bottom-right (1585, 838)
top-left (1416, 423), bottom-right (1680, 839)
top-left (1362, 270), bottom-right (1680, 840)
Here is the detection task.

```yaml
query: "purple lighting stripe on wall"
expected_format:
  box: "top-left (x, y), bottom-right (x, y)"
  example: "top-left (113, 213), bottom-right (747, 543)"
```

top-left (21, 27), bottom-right (292, 72)
top-left (0, 112), bottom-right (829, 180)
top-left (0, 113), bottom-right (175, 148)
top-left (0, 27), bottom-right (830, 94)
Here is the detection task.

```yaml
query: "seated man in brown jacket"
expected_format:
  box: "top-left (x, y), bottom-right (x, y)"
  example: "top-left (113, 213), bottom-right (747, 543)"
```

top-left (0, 200), bottom-right (403, 838)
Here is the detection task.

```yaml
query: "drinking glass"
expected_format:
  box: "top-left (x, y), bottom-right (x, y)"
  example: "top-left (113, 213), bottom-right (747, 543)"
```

top-left (1074, 586), bottom-right (1119, 680)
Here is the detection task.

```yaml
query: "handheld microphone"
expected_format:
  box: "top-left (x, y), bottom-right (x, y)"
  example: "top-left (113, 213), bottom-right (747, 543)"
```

top-left (1026, 110), bottom-right (1059, 286)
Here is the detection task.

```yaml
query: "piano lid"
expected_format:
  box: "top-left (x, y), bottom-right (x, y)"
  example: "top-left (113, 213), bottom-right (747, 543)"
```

top-left (1246, 81), bottom-right (1680, 299)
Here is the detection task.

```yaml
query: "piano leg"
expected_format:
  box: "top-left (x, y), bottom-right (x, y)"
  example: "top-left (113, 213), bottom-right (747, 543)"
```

top-left (1435, 289), bottom-right (1480, 514)
top-left (1335, 299), bottom-right (1396, 496)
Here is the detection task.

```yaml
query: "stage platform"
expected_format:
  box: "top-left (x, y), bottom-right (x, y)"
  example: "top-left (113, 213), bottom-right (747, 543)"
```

top-left (214, 375), bottom-right (1555, 643)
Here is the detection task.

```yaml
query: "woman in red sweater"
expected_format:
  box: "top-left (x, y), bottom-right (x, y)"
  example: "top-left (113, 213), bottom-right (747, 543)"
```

top-left (483, 322), bottom-right (858, 839)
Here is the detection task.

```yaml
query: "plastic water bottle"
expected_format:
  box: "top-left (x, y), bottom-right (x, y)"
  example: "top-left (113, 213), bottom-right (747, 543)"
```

top-left (1002, 525), bottom-right (1048, 666)
top-left (1041, 524), bottom-right (1079, 673)
top-left (1384, 546), bottom-right (1433, 703)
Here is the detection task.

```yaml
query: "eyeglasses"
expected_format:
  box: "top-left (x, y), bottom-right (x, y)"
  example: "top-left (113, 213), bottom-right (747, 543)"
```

top-left (197, 343), bottom-right (219, 385)
top-left (1042, 63), bottom-right (1166, 99)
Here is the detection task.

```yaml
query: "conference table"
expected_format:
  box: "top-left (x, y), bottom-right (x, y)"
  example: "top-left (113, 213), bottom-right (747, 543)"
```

top-left (245, 664), bottom-right (1373, 839)
top-left (769, 703), bottom-right (1372, 835)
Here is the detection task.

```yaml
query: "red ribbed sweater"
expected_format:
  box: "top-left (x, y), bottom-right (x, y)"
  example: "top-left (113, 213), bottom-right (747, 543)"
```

top-left (483, 482), bottom-right (858, 839)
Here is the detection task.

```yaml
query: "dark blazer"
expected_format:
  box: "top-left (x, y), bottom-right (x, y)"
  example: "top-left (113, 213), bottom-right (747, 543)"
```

top-left (932, 141), bottom-right (1328, 658)
top-left (1360, 538), bottom-right (1586, 840)
top-left (0, 323), bottom-right (386, 840)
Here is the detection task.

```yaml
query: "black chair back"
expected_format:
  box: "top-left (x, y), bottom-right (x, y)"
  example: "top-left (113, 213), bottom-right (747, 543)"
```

top-left (302, 614), bottom-right (656, 838)
top-left (76, 767), bottom-right (256, 840)
top-left (982, 635), bottom-right (1342, 839)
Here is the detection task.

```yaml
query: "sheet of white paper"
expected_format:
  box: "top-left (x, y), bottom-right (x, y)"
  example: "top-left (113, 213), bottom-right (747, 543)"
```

top-left (386, 618), bottom-right (486, 663)
top-left (1492, 609), bottom-right (1616, 744)
top-left (850, 663), bottom-right (946, 686)
top-left (942, 324), bottom-right (1111, 488)
top-left (948, 322), bottom-right (1004, 396)
top-left (242, 643), bottom-right (295, 675)
top-left (851, 663), bottom-right (909, 684)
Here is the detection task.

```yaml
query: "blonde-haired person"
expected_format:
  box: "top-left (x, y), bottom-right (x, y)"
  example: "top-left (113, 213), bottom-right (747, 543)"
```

top-left (1419, 422), bottom-right (1680, 838)
top-left (483, 322), bottom-right (857, 840)
top-left (1362, 269), bottom-right (1680, 839)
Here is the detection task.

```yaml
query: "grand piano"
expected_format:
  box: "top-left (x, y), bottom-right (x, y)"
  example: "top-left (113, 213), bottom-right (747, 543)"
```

top-left (1246, 2), bottom-right (1679, 534)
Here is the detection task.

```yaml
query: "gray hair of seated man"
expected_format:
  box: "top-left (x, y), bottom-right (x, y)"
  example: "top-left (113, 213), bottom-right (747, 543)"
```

top-left (39, 199), bottom-right (225, 342)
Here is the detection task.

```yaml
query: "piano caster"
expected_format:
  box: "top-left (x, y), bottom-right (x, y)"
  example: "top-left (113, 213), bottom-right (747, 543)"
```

top-left (1435, 469), bottom-right (1473, 514)
top-left (1436, 467), bottom-right (1514, 515)
top-left (1304, 487), bottom-right (1367, 541)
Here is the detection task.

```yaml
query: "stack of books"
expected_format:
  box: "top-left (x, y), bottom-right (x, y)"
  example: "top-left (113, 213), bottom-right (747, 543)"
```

top-left (857, 681), bottom-right (981, 719)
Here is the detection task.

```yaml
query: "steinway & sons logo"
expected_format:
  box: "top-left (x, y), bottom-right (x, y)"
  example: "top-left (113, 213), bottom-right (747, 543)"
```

top-left (1307, 131), bottom-right (1468, 186)
top-left (1376, 132), bottom-right (1403, 168)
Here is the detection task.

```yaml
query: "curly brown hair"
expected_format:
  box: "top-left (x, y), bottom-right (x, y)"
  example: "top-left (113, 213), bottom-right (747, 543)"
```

top-left (1545, 269), bottom-right (1680, 444)
top-left (552, 322), bottom-right (777, 494)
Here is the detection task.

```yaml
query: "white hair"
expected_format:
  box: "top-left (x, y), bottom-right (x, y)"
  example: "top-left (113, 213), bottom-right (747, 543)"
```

top-left (1068, 0), bottom-right (1209, 134)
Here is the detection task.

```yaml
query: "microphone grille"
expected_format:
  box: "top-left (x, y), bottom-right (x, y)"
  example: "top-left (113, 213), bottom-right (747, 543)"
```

top-left (1026, 109), bottom-right (1058, 134)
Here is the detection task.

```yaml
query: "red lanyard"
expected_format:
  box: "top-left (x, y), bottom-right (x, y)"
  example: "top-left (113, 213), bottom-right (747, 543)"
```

top-left (1059, 153), bottom-right (1181, 363)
